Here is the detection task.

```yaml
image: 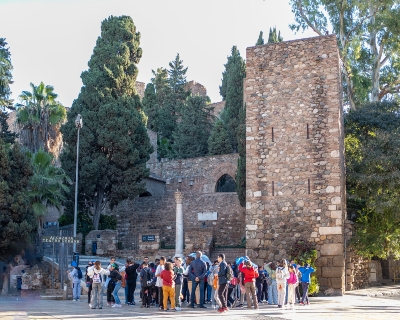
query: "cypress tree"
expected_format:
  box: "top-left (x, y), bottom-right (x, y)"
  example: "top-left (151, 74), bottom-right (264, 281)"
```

top-left (219, 46), bottom-right (246, 152)
top-left (268, 27), bottom-right (283, 43)
top-left (256, 31), bottom-right (264, 45)
top-left (235, 104), bottom-right (246, 207)
top-left (142, 83), bottom-right (158, 131)
top-left (60, 16), bottom-right (152, 230)
top-left (172, 95), bottom-right (213, 159)
top-left (0, 138), bottom-right (36, 260)
top-left (208, 120), bottom-right (232, 155)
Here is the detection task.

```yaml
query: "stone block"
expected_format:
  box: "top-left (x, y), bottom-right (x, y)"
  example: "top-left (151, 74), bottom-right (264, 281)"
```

top-left (330, 277), bottom-right (344, 289)
top-left (321, 267), bottom-right (344, 278)
top-left (321, 243), bottom-right (343, 256)
top-left (331, 211), bottom-right (342, 219)
top-left (319, 227), bottom-right (342, 235)
top-left (333, 256), bottom-right (344, 267)
top-left (315, 257), bottom-right (327, 267)
top-left (246, 239), bottom-right (261, 247)
top-left (331, 197), bottom-right (341, 204)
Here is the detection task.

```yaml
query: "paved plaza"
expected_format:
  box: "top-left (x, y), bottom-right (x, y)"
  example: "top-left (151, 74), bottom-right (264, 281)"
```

top-left (0, 285), bottom-right (399, 320)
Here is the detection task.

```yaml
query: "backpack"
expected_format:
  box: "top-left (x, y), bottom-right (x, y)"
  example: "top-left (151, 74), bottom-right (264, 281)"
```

top-left (266, 276), bottom-right (272, 286)
top-left (226, 265), bottom-right (234, 281)
top-left (92, 272), bottom-right (101, 284)
top-left (77, 267), bottom-right (83, 279)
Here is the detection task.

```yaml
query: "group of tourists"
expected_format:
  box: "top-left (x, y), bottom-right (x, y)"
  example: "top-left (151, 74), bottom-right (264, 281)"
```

top-left (67, 251), bottom-right (315, 313)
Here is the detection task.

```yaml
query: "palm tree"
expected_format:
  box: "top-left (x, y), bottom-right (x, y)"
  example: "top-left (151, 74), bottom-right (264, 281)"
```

top-left (27, 149), bottom-right (71, 235)
top-left (15, 82), bottom-right (66, 159)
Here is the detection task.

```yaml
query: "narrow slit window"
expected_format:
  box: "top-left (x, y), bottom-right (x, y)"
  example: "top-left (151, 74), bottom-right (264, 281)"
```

top-left (272, 127), bottom-right (274, 142)
top-left (307, 124), bottom-right (309, 139)
top-left (308, 179), bottom-right (311, 194)
top-left (272, 181), bottom-right (275, 196)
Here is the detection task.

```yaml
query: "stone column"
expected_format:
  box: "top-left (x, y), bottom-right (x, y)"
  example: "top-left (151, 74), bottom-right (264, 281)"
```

top-left (175, 191), bottom-right (184, 258)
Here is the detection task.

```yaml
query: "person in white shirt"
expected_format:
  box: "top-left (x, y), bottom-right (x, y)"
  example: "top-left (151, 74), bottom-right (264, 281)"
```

top-left (155, 256), bottom-right (165, 310)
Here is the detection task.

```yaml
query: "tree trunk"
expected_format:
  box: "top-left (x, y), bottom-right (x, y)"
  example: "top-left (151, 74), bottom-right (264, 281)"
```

top-left (369, 6), bottom-right (380, 102)
top-left (92, 185), bottom-right (104, 230)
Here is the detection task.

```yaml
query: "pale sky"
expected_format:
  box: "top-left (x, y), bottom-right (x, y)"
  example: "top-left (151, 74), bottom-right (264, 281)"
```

top-left (1, 0), bottom-right (316, 106)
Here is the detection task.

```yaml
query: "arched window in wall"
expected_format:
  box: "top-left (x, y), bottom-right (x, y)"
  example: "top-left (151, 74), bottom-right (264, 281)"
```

top-left (215, 174), bottom-right (236, 192)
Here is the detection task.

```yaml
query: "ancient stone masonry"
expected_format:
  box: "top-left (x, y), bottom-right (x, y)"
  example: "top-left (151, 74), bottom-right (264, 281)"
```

top-left (245, 35), bottom-right (346, 295)
top-left (185, 80), bottom-right (207, 97)
top-left (111, 154), bottom-right (246, 255)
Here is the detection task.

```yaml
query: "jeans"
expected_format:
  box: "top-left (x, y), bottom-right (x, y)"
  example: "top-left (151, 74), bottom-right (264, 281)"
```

top-left (218, 283), bottom-right (228, 308)
top-left (268, 280), bottom-right (278, 304)
top-left (112, 281), bottom-right (122, 305)
top-left (227, 286), bottom-right (235, 307)
top-left (107, 279), bottom-right (115, 303)
top-left (157, 286), bottom-right (164, 308)
top-left (211, 287), bottom-right (221, 307)
top-left (206, 283), bottom-right (212, 301)
top-left (91, 282), bottom-right (104, 308)
top-left (87, 283), bottom-right (92, 303)
top-left (191, 279), bottom-right (205, 306)
top-left (126, 279), bottom-right (136, 303)
top-left (261, 282), bottom-right (268, 301)
top-left (245, 282), bottom-right (258, 308)
top-left (301, 282), bottom-right (310, 303)
top-left (256, 282), bottom-right (263, 302)
top-left (141, 286), bottom-right (152, 306)
top-left (72, 282), bottom-right (81, 300)
top-left (181, 278), bottom-right (190, 302)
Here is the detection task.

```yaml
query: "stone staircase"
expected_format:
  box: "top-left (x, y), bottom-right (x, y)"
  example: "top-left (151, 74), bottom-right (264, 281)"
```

top-left (210, 247), bottom-right (246, 264)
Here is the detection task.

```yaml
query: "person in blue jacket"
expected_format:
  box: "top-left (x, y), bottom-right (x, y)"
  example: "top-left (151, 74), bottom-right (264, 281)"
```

top-left (298, 264), bottom-right (315, 305)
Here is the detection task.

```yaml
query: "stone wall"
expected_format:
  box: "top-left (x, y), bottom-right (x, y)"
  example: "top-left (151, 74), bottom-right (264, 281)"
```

top-left (85, 230), bottom-right (118, 257)
top-left (147, 129), bottom-right (158, 163)
top-left (245, 35), bottom-right (346, 295)
top-left (111, 154), bottom-right (246, 256)
top-left (185, 80), bottom-right (207, 97)
top-left (210, 101), bottom-right (225, 118)
top-left (136, 81), bottom-right (145, 100)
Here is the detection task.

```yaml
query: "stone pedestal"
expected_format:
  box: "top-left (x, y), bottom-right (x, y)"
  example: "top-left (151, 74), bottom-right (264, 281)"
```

top-left (175, 191), bottom-right (184, 258)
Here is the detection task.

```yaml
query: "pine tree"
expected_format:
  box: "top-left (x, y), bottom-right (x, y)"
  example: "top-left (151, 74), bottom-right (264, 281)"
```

top-left (0, 111), bottom-right (16, 144)
top-left (219, 46), bottom-right (246, 152)
top-left (168, 53), bottom-right (188, 95)
top-left (0, 38), bottom-right (13, 110)
top-left (0, 138), bottom-right (36, 260)
top-left (172, 95), bottom-right (213, 159)
top-left (256, 31), bottom-right (264, 45)
top-left (208, 120), bottom-right (232, 155)
top-left (142, 83), bottom-right (158, 131)
top-left (60, 16), bottom-right (152, 230)
top-left (268, 27), bottom-right (283, 43)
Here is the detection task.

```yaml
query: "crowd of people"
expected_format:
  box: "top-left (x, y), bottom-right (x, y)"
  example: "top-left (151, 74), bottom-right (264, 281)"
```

top-left (67, 251), bottom-right (315, 313)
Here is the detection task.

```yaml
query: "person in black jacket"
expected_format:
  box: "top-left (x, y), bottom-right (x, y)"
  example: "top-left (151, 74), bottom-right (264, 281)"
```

top-left (125, 258), bottom-right (139, 305)
top-left (139, 261), bottom-right (153, 308)
top-left (217, 253), bottom-right (229, 313)
top-left (189, 251), bottom-right (207, 308)
top-left (85, 260), bottom-right (94, 304)
top-left (109, 264), bottom-right (122, 307)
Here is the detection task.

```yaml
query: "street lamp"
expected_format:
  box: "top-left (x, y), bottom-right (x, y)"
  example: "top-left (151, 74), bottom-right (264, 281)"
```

top-left (73, 114), bottom-right (82, 254)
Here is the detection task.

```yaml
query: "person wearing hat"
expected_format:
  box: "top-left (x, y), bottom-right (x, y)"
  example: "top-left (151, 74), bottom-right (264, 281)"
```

top-left (68, 261), bottom-right (82, 301)
top-left (109, 263), bottom-right (123, 307)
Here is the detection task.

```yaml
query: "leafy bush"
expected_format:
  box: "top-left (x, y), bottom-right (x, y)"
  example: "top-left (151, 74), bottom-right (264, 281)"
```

top-left (289, 240), bottom-right (319, 295)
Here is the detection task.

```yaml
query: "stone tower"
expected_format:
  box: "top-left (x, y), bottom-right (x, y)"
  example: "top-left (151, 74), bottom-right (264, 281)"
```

top-left (244, 35), bottom-right (346, 295)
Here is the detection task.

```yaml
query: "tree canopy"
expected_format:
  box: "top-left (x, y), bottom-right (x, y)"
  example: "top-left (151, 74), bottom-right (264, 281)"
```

top-left (290, 0), bottom-right (400, 109)
top-left (60, 15), bottom-right (152, 230)
top-left (345, 101), bottom-right (400, 259)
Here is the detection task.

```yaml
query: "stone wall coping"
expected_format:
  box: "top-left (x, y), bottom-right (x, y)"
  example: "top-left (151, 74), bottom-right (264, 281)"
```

top-left (246, 34), bottom-right (337, 50)
top-left (147, 153), bottom-right (239, 166)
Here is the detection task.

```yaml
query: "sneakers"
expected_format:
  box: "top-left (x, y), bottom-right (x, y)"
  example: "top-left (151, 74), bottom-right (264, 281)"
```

top-left (112, 304), bottom-right (121, 308)
top-left (223, 307), bottom-right (229, 312)
top-left (306, 302), bottom-right (310, 305)
top-left (299, 301), bottom-right (305, 305)
top-left (217, 307), bottom-right (224, 313)
top-left (89, 304), bottom-right (92, 308)
top-left (175, 307), bottom-right (181, 311)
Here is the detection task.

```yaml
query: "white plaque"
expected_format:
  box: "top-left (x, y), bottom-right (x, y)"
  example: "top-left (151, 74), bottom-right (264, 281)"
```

top-left (198, 212), bottom-right (218, 221)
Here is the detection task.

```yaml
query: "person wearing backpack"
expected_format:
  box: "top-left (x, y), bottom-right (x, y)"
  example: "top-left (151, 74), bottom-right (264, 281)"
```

top-left (68, 261), bottom-right (82, 302)
top-left (238, 260), bottom-right (259, 310)
top-left (140, 261), bottom-right (153, 308)
top-left (87, 261), bottom-right (110, 309)
top-left (275, 259), bottom-right (290, 308)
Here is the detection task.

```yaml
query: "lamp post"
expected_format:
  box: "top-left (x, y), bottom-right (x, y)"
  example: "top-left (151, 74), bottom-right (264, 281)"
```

top-left (73, 114), bottom-right (82, 253)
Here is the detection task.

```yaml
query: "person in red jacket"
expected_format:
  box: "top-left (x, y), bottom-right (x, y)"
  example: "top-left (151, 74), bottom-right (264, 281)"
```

top-left (238, 260), bottom-right (259, 309)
